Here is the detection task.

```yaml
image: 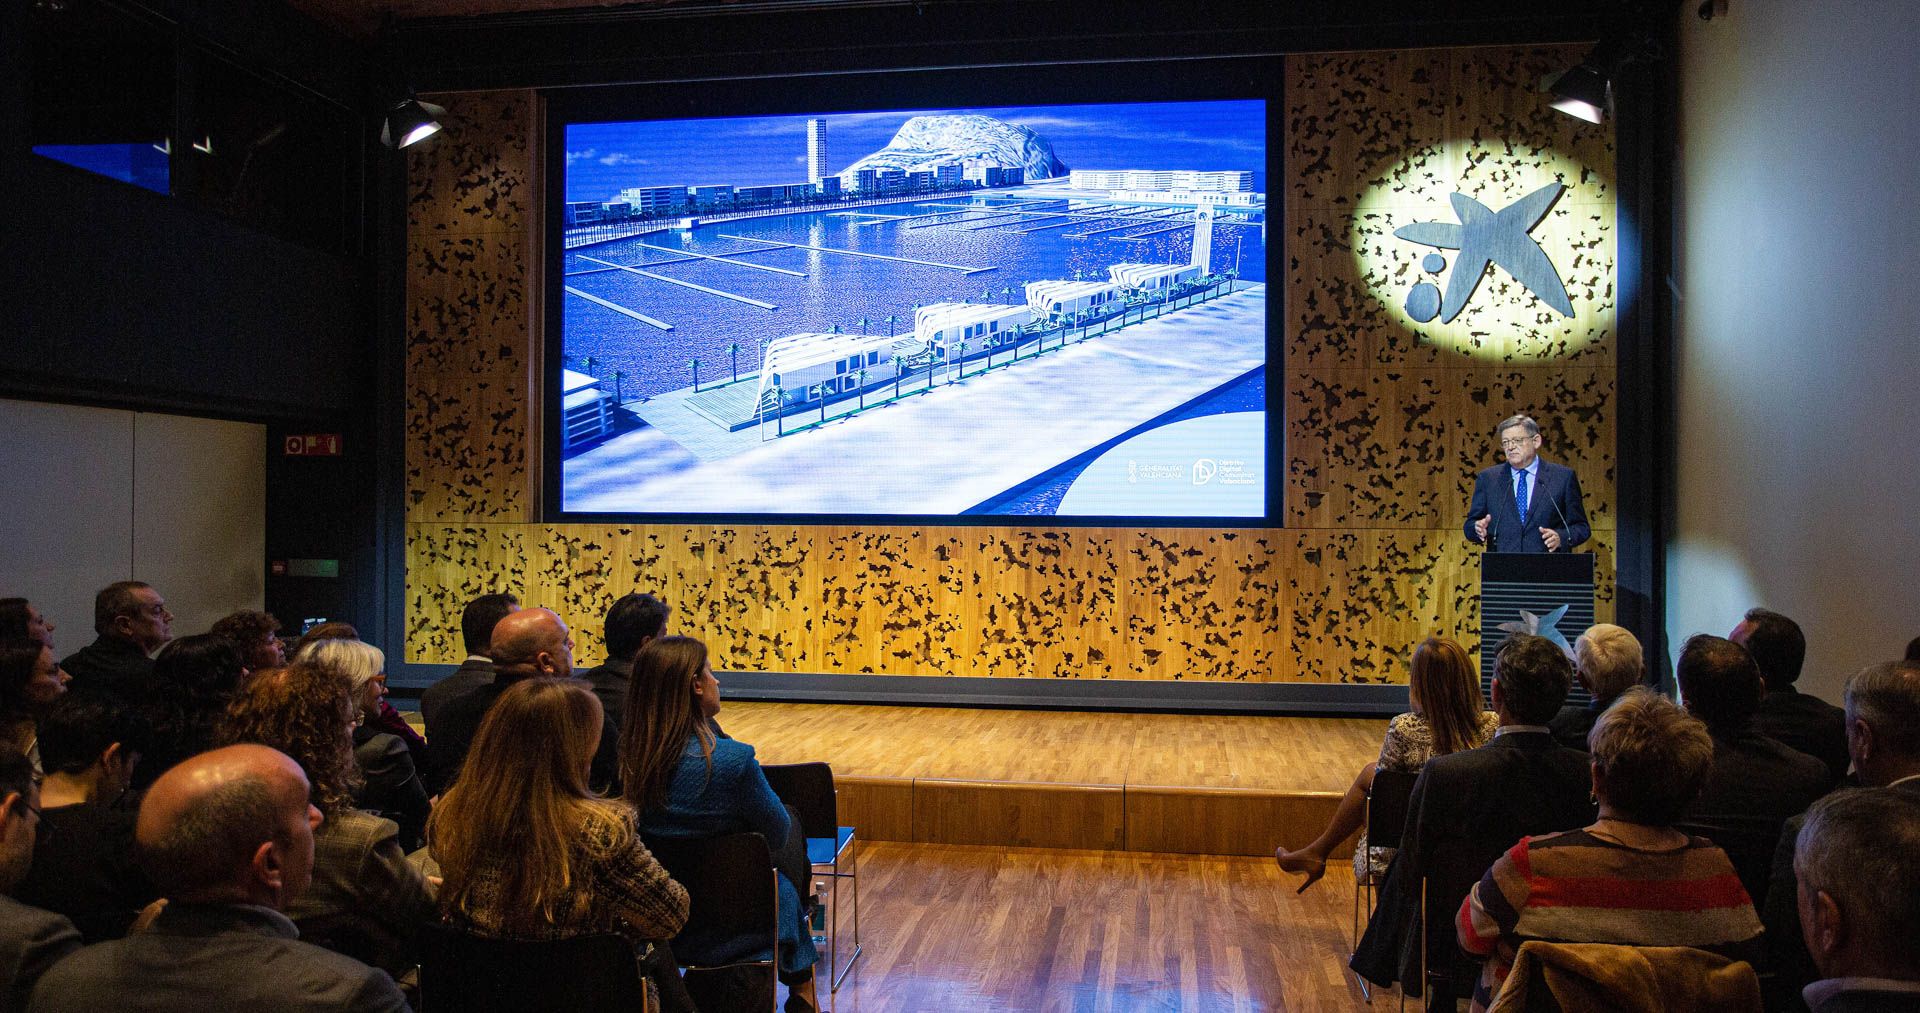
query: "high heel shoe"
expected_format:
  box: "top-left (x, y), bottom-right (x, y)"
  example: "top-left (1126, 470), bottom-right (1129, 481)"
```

top-left (1274, 848), bottom-right (1327, 893)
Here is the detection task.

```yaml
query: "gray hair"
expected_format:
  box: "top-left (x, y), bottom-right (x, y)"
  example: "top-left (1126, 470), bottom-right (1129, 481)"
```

top-left (1575, 624), bottom-right (1644, 703)
top-left (296, 637), bottom-right (386, 693)
top-left (1493, 414), bottom-right (1540, 439)
top-left (1844, 660), bottom-right (1920, 758)
top-left (1795, 788), bottom-right (1920, 977)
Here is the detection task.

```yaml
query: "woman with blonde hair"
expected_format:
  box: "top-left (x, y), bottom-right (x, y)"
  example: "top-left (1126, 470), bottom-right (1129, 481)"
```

top-left (221, 660), bottom-right (435, 977)
top-left (621, 636), bottom-right (821, 1013)
top-left (1276, 635), bottom-right (1498, 890)
top-left (298, 637), bottom-right (430, 851)
top-left (431, 678), bottom-right (690, 1009)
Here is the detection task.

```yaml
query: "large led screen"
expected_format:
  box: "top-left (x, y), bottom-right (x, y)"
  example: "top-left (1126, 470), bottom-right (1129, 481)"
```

top-left (554, 99), bottom-right (1268, 519)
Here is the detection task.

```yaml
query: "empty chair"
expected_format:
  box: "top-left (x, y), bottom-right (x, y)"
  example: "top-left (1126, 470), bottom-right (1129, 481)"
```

top-left (763, 761), bottom-right (863, 992)
top-left (418, 924), bottom-right (651, 1013)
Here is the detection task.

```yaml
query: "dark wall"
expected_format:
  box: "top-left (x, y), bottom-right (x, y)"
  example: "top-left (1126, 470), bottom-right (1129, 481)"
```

top-left (0, 0), bottom-right (392, 647)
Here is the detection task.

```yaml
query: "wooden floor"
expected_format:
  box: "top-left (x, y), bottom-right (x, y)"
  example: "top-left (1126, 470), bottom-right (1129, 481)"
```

top-left (722, 703), bottom-right (1387, 857)
top-left (791, 840), bottom-right (1396, 1013)
top-left (726, 703), bottom-right (1388, 794)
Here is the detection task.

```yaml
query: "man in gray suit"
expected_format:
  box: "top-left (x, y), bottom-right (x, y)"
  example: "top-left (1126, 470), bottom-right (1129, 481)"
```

top-left (420, 592), bottom-right (519, 730)
top-left (0, 750), bottom-right (81, 1009)
top-left (32, 744), bottom-right (410, 1012)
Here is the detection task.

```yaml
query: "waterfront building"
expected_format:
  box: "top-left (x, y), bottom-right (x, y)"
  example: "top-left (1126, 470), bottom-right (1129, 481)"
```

top-left (616, 185), bottom-right (685, 215)
top-left (1024, 279), bottom-right (1121, 319)
top-left (756, 331), bottom-right (923, 409)
top-left (912, 302), bottom-right (1032, 352)
top-left (564, 200), bottom-right (603, 226)
top-left (807, 118), bottom-right (828, 182)
top-left (734, 181), bottom-right (816, 205)
top-left (688, 184), bottom-right (734, 208)
top-left (815, 175), bottom-right (840, 197)
top-left (935, 163), bottom-right (963, 189)
top-left (1067, 169), bottom-right (1253, 192)
top-left (906, 169), bottom-right (935, 191)
top-left (600, 200), bottom-right (631, 220)
top-left (1108, 262), bottom-right (1202, 293)
top-left (962, 162), bottom-right (1003, 187)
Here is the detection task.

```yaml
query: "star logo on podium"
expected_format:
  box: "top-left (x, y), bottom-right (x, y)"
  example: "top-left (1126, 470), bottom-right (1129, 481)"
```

top-left (1499, 604), bottom-right (1573, 658)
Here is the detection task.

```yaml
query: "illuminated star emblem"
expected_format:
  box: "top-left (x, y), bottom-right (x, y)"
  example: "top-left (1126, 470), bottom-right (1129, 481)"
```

top-left (1499, 604), bottom-right (1573, 659)
top-left (1394, 183), bottom-right (1575, 323)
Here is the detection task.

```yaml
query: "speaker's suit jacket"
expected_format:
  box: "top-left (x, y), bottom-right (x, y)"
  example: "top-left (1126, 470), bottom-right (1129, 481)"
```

top-left (1464, 459), bottom-right (1591, 553)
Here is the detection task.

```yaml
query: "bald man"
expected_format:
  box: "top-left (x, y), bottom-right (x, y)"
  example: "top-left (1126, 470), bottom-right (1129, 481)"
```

top-left (32, 744), bottom-right (410, 1012)
top-left (426, 608), bottom-right (616, 794)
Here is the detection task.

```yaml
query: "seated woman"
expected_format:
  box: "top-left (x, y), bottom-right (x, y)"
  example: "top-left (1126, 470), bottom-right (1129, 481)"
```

top-left (1547, 623), bottom-right (1644, 750)
top-left (1276, 636), bottom-right (1497, 890)
top-left (140, 635), bottom-right (248, 791)
top-left (1458, 688), bottom-right (1763, 1013)
top-left (431, 678), bottom-right (691, 1011)
top-left (220, 660), bottom-right (437, 978)
top-left (0, 637), bottom-right (73, 771)
top-left (621, 636), bottom-right (821, 1013)
top-left (300, 638), bottom-right (430, 851)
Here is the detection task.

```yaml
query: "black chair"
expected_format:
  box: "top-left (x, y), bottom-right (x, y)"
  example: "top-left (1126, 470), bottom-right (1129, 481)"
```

top-left (763, 761), bottom-right (863, 991)
top-left (1352, 767), bottom-right (1419, 1004)
top-left (417, 922), bottom-right (651, 1012)
top-left (647, 831), bottom-right (782, 1012)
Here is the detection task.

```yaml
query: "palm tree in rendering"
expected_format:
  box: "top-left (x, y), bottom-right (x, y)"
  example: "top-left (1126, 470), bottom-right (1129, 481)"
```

top-left (688, 358), bottom-right (701, 392)
top-left (811, 384), bottom-right (827, 425)
top-left (953, 339), bottom-right (969, 382)
top-left (889, 354), bottom-right (903, 399)
top-left (885, 314), bottom-right (898, 339)
top-left (856, 368), bottom-right (869, 410)
top-left (726, 342), bottom-right (740, 382)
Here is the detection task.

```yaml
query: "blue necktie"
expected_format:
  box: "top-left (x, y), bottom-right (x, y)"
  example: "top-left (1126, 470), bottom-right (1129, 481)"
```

top-left (1515, 469), bottom-right (1530, 525)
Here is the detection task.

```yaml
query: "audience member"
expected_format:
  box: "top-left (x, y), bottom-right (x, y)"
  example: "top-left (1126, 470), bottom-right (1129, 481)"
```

top-left (0, 750), bottom-right (81, 1009)
top-left (1765, 660), bottom-right (1920, 1013)
top-left (1548, 623), bottom-right (1644, 749)
top-left (291, 630), bottom-right (428, 766)
top-left (1733, 608), bottom-right (1850, 785)
top-left (1677, 633), bottom-right (1829, 910)
top-left (289, 620), bottom-right (359, 662)
top-left (1276, 635), bottom-right (1497, 890)
top-left (15, 690), bottom-right (158, 941)
top-left (0, 638), bottom-right (72, 769)
top-left (431, 678), bottom-right (691, 1011)
top-left (1906, 637), bottom-right (1920, 663)
top-left (1792, 788), bottom-right (1920, 1013)
top-left (30, 744), bottom-right (410, 1012)
top-left (59, 581), bottom-right (171, 697)
top-left (582, 592), bottom-right (669, 731)
top-left (137, 634), bottom-right (248, 792)
top-left (0, 598), bottom-right (57, 650)
top-left (221, 662), bottom-right (435, 978)
top-left (621, 635), bottom-right (820, 1013)
top-left (418, 592), bottom-right (519, 729)
top-left (1459, 689), bottom-right (1763, 1012)
top-left (1350, 633), bottom-right (1596, 1001)
top-left (300, 639), bottom-right (430, 852)
top-left (429, 607), bottom-right (616, 795)
top-left (209, 609), bottom-right (287, 672)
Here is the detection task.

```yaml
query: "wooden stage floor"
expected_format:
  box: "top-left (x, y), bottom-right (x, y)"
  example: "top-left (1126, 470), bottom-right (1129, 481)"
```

top-left (723, 702), bottom-right (1387, 857)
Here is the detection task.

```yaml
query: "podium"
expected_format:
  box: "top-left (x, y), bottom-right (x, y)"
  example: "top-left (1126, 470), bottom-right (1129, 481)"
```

top-left (1479, 552), bottom-right (1595, 706)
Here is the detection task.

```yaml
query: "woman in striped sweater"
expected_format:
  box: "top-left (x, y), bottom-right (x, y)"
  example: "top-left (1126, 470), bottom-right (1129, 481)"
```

top-left (1458, 688), bottom-right (1764, 1013)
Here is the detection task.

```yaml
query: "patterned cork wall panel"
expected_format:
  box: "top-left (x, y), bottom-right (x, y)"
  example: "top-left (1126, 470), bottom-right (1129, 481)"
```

top-left (403, 47), bottom-right (1619, 684)
top-left (404, 90), bottom-right (535, 524)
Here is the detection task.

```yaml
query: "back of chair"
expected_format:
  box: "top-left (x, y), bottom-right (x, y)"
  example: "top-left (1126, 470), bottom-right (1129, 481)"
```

top-left (646, 832), bottom-right (781, 1011)
top-left (1367, 768), bottom-right (1420, 851)
top-left (417, 922), bottom-right (647, 1012)
top-left (761, 761), bottom-right (838, 841)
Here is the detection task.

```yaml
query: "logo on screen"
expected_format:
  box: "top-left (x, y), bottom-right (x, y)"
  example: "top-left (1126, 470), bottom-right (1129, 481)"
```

top-left (1392, 182), bottom-right (1574, 325)
top-left (1192, 459), bottom-right (1217, 486)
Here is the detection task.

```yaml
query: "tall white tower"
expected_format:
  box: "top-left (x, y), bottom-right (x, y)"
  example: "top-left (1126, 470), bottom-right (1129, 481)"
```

top-left (1189, 203), bottom-right (1215, 272)
top-left (807, 119), bottom-right (828, 183)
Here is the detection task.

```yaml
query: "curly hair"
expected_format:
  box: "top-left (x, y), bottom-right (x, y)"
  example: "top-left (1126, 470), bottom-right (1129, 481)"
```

top-left (219, 660), bottom-right (361, 815)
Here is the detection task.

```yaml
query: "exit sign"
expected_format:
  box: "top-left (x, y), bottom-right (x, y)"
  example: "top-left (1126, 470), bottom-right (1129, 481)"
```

top-left (284, 434), bottom-right (342, 456)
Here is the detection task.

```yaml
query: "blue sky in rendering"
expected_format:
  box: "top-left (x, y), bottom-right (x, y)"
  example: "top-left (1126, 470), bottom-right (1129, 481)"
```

top-left (564, 100), bottom-right (1265, 203)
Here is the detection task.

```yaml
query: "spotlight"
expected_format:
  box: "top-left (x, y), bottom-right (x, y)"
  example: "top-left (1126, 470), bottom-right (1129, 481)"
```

top-left (380, 97), bottom-right (445, 149)
top-left (1547, 64), bottom-right (1610, 124)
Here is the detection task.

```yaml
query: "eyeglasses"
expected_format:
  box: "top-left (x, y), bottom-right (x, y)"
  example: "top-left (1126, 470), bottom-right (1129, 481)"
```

top-left (1499, 437), bottom-right (1537, 449)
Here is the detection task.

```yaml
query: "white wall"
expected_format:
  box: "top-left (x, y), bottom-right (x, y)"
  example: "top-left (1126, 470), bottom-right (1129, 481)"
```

top-left (1672, 1), bottom-right (1920, 702)
top-left (0, 398), bottom-right (265, 652)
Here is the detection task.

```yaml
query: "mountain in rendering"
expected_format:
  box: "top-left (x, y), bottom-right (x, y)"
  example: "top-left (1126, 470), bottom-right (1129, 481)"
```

top-left (839, 114), bottom-right (1068, 180)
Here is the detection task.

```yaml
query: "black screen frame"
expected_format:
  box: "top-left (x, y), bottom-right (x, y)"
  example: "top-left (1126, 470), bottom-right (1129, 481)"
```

top-left (540, 55), bottom-right (1283, 528)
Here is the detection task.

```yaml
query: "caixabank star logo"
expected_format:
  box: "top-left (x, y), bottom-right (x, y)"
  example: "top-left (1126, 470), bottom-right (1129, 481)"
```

top-left (1392, 182), bottom-right (1574, 325)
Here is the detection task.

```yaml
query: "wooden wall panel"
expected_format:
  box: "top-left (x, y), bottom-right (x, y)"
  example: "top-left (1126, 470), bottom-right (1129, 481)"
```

top-left (402, 48), bottom-right (1619, 684)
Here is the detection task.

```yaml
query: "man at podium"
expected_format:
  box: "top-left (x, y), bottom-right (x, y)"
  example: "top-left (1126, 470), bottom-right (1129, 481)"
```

top-left (1464, 414), bottom-right (1590, 553)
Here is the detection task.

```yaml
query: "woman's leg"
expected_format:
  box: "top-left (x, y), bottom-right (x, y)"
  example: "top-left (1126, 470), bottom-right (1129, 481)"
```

top-left (1274, 762), bottom-right (1378, 888)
